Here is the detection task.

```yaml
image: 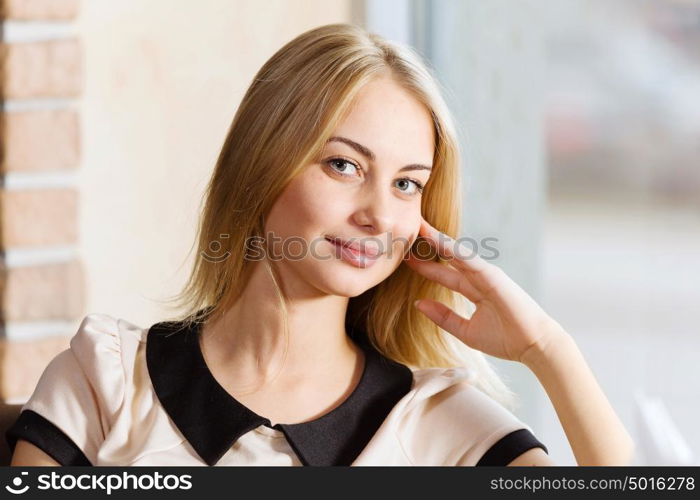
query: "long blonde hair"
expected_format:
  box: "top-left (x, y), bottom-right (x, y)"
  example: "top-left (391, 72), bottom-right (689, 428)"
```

top-left (164, 23), bottom-right (518, 411)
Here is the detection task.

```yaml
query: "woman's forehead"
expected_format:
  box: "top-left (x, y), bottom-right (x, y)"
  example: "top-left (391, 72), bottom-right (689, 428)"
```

top-left (328, 81), bottom-right (435, 165)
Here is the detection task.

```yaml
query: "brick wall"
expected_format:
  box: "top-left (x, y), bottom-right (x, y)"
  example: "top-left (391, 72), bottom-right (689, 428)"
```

top-left (0, 0), bottom-right (83, 402)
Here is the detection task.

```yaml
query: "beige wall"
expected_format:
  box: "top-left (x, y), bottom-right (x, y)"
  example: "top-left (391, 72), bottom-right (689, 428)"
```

top-left (77, 1), bottom-right (355, 328)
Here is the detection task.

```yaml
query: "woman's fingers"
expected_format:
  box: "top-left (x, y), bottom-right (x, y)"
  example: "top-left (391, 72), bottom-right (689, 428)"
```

top-left (414, 298), bottom-right (470, 343)
top-left (416, 218), bottom-right (510, 297)
top-left (405, 253), bottom-right (483, 303)
top-left (418, 218), bottom-right (491, 274)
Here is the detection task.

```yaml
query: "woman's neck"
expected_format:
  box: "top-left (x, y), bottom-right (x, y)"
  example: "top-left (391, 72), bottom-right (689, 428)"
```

top-left (199, 261), bottom-right (359, 392)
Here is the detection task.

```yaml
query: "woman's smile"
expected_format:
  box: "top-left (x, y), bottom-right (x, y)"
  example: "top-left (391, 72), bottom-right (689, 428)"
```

top-left (324, 236), bottom-right (383, 268)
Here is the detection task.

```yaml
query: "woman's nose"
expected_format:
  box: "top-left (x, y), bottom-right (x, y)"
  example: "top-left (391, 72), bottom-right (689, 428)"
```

top-left (351, 186), bottom-right (395, 235)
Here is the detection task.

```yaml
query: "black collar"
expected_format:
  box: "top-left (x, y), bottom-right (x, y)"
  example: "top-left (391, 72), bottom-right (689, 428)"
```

top-left (146, 313), bottom-right (414, 466)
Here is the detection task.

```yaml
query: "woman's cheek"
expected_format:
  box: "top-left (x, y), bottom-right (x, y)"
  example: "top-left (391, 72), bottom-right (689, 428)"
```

top-left (287, 172), bottom-right (349, 228)
top-left (279, 170), bottom-right (321, 209)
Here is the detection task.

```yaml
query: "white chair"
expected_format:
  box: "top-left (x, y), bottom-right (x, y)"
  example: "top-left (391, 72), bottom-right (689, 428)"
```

top-left (633, 388), bottom-right (696, 465)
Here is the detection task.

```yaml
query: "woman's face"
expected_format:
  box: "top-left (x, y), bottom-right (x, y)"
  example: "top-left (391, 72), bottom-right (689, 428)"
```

top-left (264, 75), bottom-right (435, 298)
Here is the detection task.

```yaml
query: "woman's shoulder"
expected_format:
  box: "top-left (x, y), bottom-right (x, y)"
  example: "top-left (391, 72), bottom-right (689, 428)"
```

top-left (70, 312), bottom-right (147, 353)
top-left (44, 313), bottom-right (147, 407)
top-left (396, 366), bottom-right (545, 465)
top-left (406, 366), bottom-right (523, 428)
top-left (6, 313), bottom-right (150, 464)
top-left (406, 365), bottom-right (480, 406)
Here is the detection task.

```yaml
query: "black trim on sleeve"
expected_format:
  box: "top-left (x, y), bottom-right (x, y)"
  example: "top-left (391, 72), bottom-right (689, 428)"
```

top-left (476, 428), bottom-right (549, 466)
top-left (5, 409), bottom-right (92, 466)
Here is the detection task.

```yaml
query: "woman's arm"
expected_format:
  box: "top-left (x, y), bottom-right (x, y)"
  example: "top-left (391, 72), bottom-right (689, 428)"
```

top-left (520, 329), bottom-right (635, 466)
top-left (508, 446), bottom-right (555, 466)
top-left (11, 439), bottom-right (61, 466)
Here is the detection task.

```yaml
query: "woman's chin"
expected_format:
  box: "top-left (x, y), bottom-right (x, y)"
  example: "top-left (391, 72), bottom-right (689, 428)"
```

top-left (314, 265), bottom-right (384, 297)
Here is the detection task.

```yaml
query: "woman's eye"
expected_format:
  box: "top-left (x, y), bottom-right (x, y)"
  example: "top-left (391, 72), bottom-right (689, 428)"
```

top-left (395, 178), bottom-right (425, 196)
top-left (326, 158), bottom-right (425, 197)
top-left (327, 158), bottom-right (359, 176)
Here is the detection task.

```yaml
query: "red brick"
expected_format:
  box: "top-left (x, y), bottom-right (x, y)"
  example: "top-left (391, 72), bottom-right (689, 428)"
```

top-left (0, 188), bottom-right (78, 248)
top-left (0, 335), bottom-right (72, 401)
top-left (0, 39), bottom-right (82, 98)
top-left (1, 110), bottom-right (79, 172)
top-left (0, 259), bottom-right (84, 321)
top-left (0, 0), bottom-right (79, 20)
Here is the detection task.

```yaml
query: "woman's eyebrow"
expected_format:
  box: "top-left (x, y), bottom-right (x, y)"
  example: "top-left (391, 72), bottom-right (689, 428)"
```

top-left (327, 136), bottom-right (432, 172)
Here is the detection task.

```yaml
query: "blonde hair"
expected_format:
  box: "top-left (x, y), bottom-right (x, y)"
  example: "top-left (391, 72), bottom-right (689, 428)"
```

top-left (163, 23), bottom-right (518, 411)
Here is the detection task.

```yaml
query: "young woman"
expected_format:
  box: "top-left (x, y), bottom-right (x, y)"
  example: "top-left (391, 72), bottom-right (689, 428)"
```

top-left (7, 23), bottom-right (634, 466)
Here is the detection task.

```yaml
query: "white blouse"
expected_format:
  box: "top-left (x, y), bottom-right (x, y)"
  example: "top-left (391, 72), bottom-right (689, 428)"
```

top-left (6, 313), bottom-right (548, 466)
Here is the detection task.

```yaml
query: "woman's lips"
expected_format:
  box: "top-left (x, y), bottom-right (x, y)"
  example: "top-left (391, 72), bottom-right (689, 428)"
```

top-left (325, 236), bottom-right (382, 256)
top-left (325, 236), bottom-right (382, 269)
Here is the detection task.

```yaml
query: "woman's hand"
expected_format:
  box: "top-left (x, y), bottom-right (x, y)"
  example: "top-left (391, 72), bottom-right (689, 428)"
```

top-left (405, 218), bottom-right (636, 465)
top-left (405, 217), bottom-right (567, 363)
